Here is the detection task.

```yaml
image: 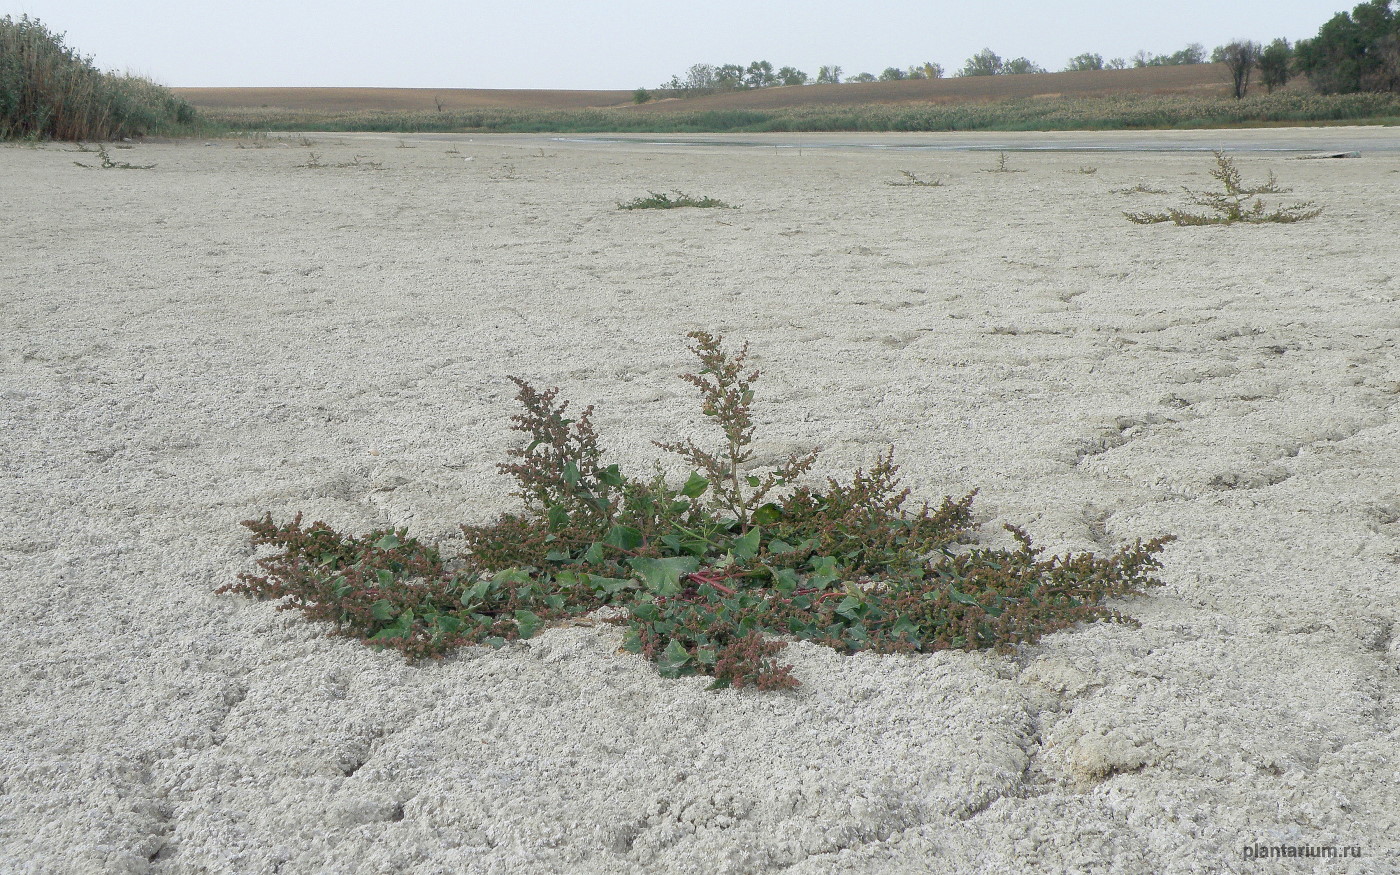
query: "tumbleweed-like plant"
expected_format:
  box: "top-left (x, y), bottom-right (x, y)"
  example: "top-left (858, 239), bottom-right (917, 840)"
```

top-left (224, 332), bottom-right (1173, 689)
top-left (617, 191), bottom-right (735, 210)
top-left (1125, 151), bottom-right (1321, 225)
top-left (887, 170), bottom-right (944, 187)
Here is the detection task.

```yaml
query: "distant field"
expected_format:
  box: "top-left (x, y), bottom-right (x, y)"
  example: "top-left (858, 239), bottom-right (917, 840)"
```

top-left (173, 86), bottom-right (636, 113)
top-left (173, 67), bottom-right (1400, 134)
top-left (174, 65), bottom-right (1234, 116)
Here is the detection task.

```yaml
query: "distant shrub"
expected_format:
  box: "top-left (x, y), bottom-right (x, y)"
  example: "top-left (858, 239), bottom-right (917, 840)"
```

top-left (617, 191), bottom-right (735, 210)
top-left (1125, 151), bottom-right (1322, 225)
top-left (225, 332), bottom-right (1174, 690)
top-left (0, 14), bottom-right (198, 140)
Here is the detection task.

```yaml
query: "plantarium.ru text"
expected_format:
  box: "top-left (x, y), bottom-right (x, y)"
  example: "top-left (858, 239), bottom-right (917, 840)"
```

top-left (224, 332), bottom-right (1173, 690)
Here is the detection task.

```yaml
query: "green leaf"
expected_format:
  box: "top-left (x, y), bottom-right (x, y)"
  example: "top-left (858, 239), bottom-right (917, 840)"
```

top-left (630, 602), bottom-right (659, 622)
top-left (657, 639), bottom-right (693, 676)
top-left (546, 505), bottom-right (570, 529)
top-left (769, 567), bottom-right (801, 594)
top-left (808, 555), bottom-right (840, 589)
top-left (583, 574), bottom-right (636, 596)
top-left (681, 471), bottom-right (710, 498)
top-left (730, 526), bottom-right (762, 561)
top-left (369, 608), bottom-right (414, 641)
top-left (370, 599), bottom-right (397, 621)
top-left (605, 525), bottom-right (643, 552)
top-left (375, 569), bottom-right (395, 587)
top-left (751, 502), bottom-right (782, 526)
top-left (584, 541), bottom-right (606, 564)
top-left (599, 464), bottom-right (625, 488)
top-left (515, 610), bottom-right (543, 639)
top-left (836, 596), bottom-right (865, 620)
top-left (373, 534), bottom-right (401, 551)
top-left (545, 548), bottom-right (573, 562)
top-left (562, 460), bottom-right (581, 487)
top-left (627, 556), bottom-right (700, 597)
top-left (745, 475), bottom-right (762, 488)
top-left (948, 585), bottom-right (980, 607)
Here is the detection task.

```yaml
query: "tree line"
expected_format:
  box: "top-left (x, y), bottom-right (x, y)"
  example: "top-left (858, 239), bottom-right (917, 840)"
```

top-left (643, 0), bottom-right (1400, 102)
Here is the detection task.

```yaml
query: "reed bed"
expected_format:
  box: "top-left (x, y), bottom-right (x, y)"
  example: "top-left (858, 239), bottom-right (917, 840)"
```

top-left (201, 91), bottom-right (1400, 135)
top-left (1, 15), bottom-right (200, 140)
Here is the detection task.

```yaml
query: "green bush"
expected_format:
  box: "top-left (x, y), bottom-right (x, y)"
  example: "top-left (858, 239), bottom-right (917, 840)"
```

top-left (1125, 151), bottom-right (1322, 225)
top-left (0, 14), bottom-right (198, 140)
top-left (224, 333), bottom-right (1174, 689)
top-left (617, 191), bottom-right (735, 210)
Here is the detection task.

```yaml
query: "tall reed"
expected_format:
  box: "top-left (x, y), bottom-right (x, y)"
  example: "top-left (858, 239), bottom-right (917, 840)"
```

top-left (1, 15), bottom-right (198, 140)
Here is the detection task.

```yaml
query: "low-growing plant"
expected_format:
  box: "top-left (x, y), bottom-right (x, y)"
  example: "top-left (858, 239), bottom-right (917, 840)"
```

top-left (1125, 151), bottom-right (1322, 225)
top-left (982, 152), bottom-right (1025, 173)
top-left (1113, 182), bottom-right (1169, 194)
top-left (887, 170), bottom-right (944, 187)
top-left (618, 191), bottom-right (736, 210)
top-left (1066, 166), bottom-right (1098, 175)
top-left (297, 152), bottom-right (382, 169)
top-left (224, 332), bottom-right (1173, 689)
top-left (73, 144), bottom-right (154, 169)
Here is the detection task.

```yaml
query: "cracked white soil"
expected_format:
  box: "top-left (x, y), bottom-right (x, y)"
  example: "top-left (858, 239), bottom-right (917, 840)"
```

top-left (2, 129), bottom-right (1398, 874)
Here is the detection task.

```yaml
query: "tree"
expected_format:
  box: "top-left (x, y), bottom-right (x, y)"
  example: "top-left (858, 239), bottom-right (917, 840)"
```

top-left (744, 60), bottom-right (776, 88)
top-left (1257, 39), bottom-right (1293, 91)
top-left (1133, 44), bottom-right (1208, 67)
top-left (1169, 43), bottom-right (1208, 64)
top-left (670, 63), bottom-right (718, 93)
top-left (775, 66), bottom-right (807, 86)
top-left (816, 64), bottom-right (843, 84)
top-left (959, 48), bottom-right (1003, 76)
top-left (1295, 0), bottom-right (1400, 93)
top-left (715, 64), bottom-right (746, 89)
top-left (1107, 57), bottom-right (1128, 69)
top-left (1065, 52), bottom-right (1104, 72)
top-left (879, 66), bottom-right (907, 81)
top-left (632, 87), bottom-right (652, 104)
top-left (1003, 57), bottom-right (1046, 74)
top-left (921, 61), bottom-right (945, 79)
top-left (849, 72), bottom-right (876, 82)
top-left (1215, 40), bottom-right (1261, 98)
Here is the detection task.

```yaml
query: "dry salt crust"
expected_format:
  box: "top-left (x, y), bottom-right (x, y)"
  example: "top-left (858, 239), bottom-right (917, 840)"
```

top-left (2, 127), bottom-right (1399, 874)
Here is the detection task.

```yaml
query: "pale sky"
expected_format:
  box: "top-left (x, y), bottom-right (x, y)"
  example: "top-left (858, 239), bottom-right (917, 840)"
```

top-left (13, 0), bottom-right (1350, 90)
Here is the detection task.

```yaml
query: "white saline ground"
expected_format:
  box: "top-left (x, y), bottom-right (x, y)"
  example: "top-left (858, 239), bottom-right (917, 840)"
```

top-left (2, 129), bottom-right (1398, 874)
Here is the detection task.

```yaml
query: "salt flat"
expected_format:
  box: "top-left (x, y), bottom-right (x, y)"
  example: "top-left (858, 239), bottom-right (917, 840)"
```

top-left (2, 129), bottom-right (1398, 874)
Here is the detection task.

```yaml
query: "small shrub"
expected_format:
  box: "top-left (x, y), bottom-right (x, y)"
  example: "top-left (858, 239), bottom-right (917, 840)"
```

top-left (886, 170), bottom-right (944, 187)
top-left (618, 191), bottom-right (736, 210)
top-left (1112, 182), bottom-right (1169, 194)
top-left (225, 332), bottom-right (1174, 690)
top-left (982, 152), bottom-right (1025, 173)
top-left (1125, 151), bottom-right (1322, 225)
top-left (72, 144), bottom-right (154, 169)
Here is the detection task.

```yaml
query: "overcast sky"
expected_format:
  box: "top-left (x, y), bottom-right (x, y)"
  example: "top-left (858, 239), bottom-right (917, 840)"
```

top-left (13, 0), bottom-right (1351, 90)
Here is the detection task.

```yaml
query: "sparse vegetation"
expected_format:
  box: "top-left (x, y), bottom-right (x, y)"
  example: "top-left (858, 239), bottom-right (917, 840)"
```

top-left (982, 152), bottom-right (1025, 173)
top-left (72, 144), bottom-right (155, 169)
top-left (618, 191), bottom-right (735, 210)
top-left (224, 333), bottom-right (1174, 690)
top-left (1, 14), bottom-right (199, 140)
top-left (887, 170), bottom-right (943, 187)
top-left (297, 151), bottom-right (383, 169)
top-left (1113, 182), bottom-right (1169, 194)
top-left (1125, 151), bottom-right (1322, 225)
